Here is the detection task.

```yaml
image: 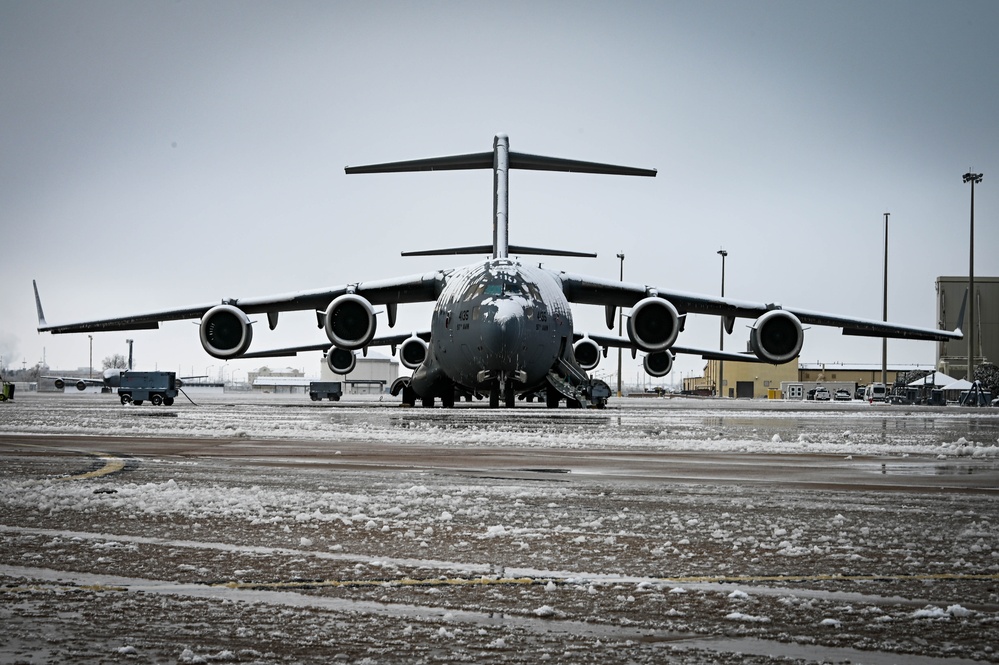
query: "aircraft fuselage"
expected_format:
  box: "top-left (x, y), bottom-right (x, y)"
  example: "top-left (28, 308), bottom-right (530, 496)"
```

top-left (425, 259), bottom-right (573, 393)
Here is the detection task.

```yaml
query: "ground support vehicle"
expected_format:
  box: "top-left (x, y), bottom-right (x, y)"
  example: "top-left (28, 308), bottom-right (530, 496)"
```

top-left (309, 381), bottom-right (342, 401)
top-left (118, 371), bottom-right (178, 406)
top-left (0, 381), bottom-right (14, 402)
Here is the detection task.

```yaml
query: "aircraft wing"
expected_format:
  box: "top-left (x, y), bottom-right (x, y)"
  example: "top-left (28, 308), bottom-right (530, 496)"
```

top-left (575, 333), bottom-right (766, 363)
top-left (559, 272), bottom-right (962, 343)
top-left (33, 273), bottom-right (444, 334)
top-left (42, 375), bottom-right (106, 389)
top-left (238, 331), bottom-right (432, 359)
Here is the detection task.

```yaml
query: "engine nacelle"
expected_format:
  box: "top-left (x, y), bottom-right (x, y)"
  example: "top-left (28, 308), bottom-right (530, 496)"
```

top-left (76, 380), bottom-right (88, 391)
top-left (326, 346), bottom-right (356, 375)
top-left (627, 297), bottom-right (680, 352)
top-left (200, 304), bottom-right (253, 359)
top-left (573, 337), bottom-right (601, 371)
top-left (53, 378), bottom-right (65, 390)
top-left (324, 294), bottom-right (377, 350)
top-left (399, 337), bottom-right (428, 370)
top-left (643, 350), bottom-right (674, 378)
top-left (749, 310), bottom-right (804, 364)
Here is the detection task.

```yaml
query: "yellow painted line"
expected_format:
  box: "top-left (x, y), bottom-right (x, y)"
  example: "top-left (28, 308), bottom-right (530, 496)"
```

top-left (58, 453), bottom-right (126, 481)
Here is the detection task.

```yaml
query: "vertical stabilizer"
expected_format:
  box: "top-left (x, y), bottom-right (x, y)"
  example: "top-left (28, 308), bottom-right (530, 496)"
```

top-left (493, 134), bottom-right (510, 259)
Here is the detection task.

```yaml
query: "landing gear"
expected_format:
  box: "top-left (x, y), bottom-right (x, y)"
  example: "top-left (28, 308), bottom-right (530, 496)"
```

top-left (546, 384), bottom-right (560, 409)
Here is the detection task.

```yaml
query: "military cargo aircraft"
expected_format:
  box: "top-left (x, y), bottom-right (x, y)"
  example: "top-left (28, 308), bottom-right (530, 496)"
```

top-left (35, 134), bottom-right (962, 408)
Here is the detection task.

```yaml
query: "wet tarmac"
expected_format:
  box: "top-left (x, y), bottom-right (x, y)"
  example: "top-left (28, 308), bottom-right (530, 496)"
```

top-left (1, 392), bottom-right (997, 663)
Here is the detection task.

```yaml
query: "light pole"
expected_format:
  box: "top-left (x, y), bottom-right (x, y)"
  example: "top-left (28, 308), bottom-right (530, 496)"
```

top-left (963, 171), bottom-right (983, 383)
top-left (881, 213), bottom-right (889, 388)
top-left (88, 335), bottom-right (93, 379)
top-left (717, 249), bottom-right (727, 397)
top-left (125, 339), bottom-right (133, 370)
top-left (616, 252), bottom-right (625, 397)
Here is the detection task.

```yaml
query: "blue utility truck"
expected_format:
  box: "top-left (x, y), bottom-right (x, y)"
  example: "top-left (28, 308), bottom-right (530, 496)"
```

top-left (118, 371), bottom-right (178, 406)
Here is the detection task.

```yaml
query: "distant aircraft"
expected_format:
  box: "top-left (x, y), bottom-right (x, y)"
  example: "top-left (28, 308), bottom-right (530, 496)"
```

top-left (34, 134), bottom-right (962, 408)
top-left (43, 369), bottom-right (205, 392)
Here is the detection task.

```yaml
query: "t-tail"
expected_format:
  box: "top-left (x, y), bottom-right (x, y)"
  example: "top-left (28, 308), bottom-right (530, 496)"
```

top-left (345, 134), bottom-right (656, 259)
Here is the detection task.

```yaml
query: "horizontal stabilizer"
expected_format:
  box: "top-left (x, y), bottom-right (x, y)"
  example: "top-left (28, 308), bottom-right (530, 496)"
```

top-left (346, 152), bottom-right (493, 174)
top-left (508, 152), bottom-right (657, 177)
top-left (347, 150), bottom-right (656, 178)
top-left (403, 245), bottom-right (596, 258)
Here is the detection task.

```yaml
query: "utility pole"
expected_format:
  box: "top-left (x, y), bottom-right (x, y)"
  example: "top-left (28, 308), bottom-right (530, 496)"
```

top-left (126, 339), bottom-right (134, 370)
top-left (88, 335), bottom-right (93, 379)
top-left (881, 212), bottom-right (889, 388)
top-left (963, 172), bottom-right (983, 384)
top-left (717, 249), bottom-right (727, 397)
top-left (616, 253), bottom-right (625, 397)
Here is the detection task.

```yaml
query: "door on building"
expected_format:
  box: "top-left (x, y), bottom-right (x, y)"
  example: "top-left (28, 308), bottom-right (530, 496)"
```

top-left (736, 381), bottom-right (755, 399)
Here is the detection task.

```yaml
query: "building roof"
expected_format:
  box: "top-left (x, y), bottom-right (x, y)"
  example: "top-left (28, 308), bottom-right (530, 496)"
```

top-left (798, 363), bottom-right (935, 372)
top-left (252, 377), bottom-right (312, 387)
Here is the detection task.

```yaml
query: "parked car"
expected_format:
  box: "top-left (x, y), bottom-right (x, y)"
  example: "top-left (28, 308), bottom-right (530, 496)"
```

top-left (864, 383), bottom-right (887, 402)
top-left (834, 389), bottom-right (852, 401)
top-left (813, 387), bottom-right (831, 401)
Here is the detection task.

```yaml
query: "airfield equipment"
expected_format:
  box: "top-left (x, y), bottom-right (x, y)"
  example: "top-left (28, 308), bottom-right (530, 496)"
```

top-left (309, 381), bottom-right (342, 401)
top-left (0, 379), bottom-right (14, 402)
top-left (118, 371), bottom-right (178, 406)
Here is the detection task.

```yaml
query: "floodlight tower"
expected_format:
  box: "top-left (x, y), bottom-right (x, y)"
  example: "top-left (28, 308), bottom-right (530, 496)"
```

top-left (963, 171), bottom-right (983, 383)
top-left (717, 249), bottom-right (728, 397)
top-left (881, 213), bottom-right (889, 388)
top-left (616, 253), bottom-right (625, 397)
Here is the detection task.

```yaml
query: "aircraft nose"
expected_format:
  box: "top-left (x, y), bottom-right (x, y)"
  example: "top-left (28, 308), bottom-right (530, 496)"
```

top-left (480, 305), bottom-right (526, 359)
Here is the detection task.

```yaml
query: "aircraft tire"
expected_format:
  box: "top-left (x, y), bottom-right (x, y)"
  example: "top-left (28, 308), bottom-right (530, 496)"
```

top-left (489, 388), bottom-right (500, 409)
top-left (504, 383), bottom-right (515, 408)
top-left (441, 391), bottom-right (455, 408)
top-left (421, 396), bottom-right (435, 408)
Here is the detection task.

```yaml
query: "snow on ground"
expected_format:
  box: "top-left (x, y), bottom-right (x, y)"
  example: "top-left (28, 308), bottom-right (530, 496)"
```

top-left (1, 392), bottom-right (998, 663)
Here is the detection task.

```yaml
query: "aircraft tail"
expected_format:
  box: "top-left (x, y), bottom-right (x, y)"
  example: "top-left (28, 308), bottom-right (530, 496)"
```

top-left (346, 134), bottom-right (656, 259)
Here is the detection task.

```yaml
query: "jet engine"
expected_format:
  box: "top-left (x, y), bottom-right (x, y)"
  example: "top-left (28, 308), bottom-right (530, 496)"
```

top-left (324, 294), bottom-right (377, 350)
top-left (643, 350), bottom-right (674, 378)
top-left (572, 337), bottom-right (601, 371)
top-left (627, 297), bottom-right (680, 352)
top-left (325, 346), bottom-right (356, 375)
top-left (749, 310), bottom-right (804, 364)
top-left (399, 337), bottom-right (428, 370)
top-left (200, 304), bottom-right (254, 359)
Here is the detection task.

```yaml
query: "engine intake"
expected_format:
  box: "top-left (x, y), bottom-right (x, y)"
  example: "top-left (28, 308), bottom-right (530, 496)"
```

top-left (399, 337), bottom-right (428, 370)
top-left (326, 346), bottom-right (356, 375)
top-left (627, 297), bottom-right (680, 352)
top-left (573, 337), bottom-right (601, 371)
top-left (749, 310), bottom-right (804, 364)
top-left (200, 304), bottom-right (253, 359)
top-left (324, 294), bottom-right (377, 350)
top-left (643, 350), bottom-right (674, 378)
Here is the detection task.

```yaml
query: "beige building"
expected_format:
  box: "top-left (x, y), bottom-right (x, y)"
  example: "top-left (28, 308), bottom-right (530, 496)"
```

top-left (685, 358), bottom-right (797, 398)
top-left (319, 351), bottom-right (399, 395)
top-left (684, 360), bottom-right (934, 399)
top-left (936, 276), bottom-right (998, 379)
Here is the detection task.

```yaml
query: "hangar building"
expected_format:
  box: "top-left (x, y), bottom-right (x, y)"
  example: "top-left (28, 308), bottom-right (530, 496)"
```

top-left (936, 276), bottom-right (998, 379)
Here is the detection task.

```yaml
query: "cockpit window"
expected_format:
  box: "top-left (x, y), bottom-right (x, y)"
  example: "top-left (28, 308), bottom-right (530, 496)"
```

top-left (484, 284), bottom-right (503, 296)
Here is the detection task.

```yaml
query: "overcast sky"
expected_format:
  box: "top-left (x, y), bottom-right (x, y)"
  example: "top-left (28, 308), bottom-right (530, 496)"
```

top-left (2, 0), bottom-right (997, 384)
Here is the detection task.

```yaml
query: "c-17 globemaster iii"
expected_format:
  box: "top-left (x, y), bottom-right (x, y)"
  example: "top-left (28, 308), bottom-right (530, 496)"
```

top-left (35, 134), bottom-right (962, 408)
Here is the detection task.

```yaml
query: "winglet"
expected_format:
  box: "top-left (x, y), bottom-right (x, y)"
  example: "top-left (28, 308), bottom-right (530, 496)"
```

top-left (954, 287), bottom-right (968, 337)
top-left (32, 280), bottom-right (47, 328)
